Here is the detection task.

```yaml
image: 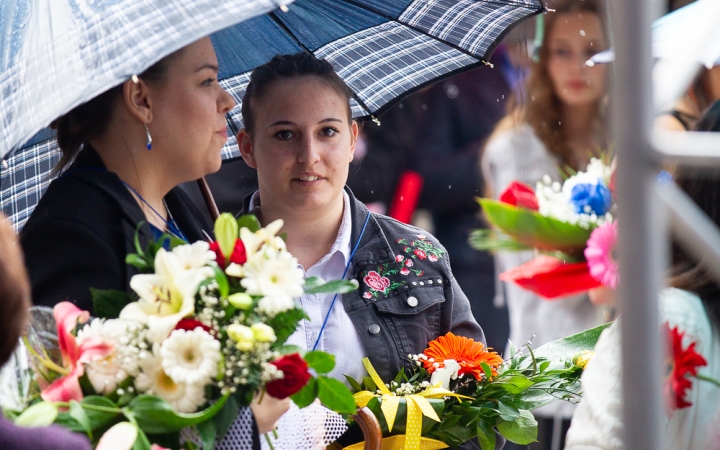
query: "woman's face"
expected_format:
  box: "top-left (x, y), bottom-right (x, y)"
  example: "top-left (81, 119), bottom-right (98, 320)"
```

top-left (240, 76), bottom-right (357, 216)
top-left (148, 37), bottom-right (235, 181)
top-left (546, 13), bottom-right (607, 107)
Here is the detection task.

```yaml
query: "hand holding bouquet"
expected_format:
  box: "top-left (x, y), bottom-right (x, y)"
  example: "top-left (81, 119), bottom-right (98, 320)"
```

top-left (5, 214), bottom-right (356, 449)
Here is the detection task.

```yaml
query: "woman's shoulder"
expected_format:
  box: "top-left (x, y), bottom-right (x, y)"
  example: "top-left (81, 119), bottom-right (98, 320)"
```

top-left (659, 288), bottom-right (712, 344)
top-left (484, 122), bottom-right (544, 155)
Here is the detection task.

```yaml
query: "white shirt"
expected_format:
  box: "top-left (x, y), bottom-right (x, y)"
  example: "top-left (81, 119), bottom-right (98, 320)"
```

top-left (248, 191), bottom-right (368, 382)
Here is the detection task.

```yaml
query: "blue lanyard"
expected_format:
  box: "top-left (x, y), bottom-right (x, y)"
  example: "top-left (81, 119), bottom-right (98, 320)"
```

top-left (121, 182), bottom-right (188, 243)
top-left (312, 211), bottom-right (371, 351)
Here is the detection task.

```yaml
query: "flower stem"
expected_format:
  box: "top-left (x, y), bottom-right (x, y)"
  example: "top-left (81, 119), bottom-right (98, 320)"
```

top-left (55, 402), bottom-right (124, 414)
top-left (695, 373), bottom-right (720, 388)
top-left (264, 433), bottom-right (276, 450)
top-left (23, 337), bottom-right (70, 376)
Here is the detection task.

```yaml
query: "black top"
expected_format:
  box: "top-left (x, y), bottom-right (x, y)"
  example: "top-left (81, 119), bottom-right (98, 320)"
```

top-left (20, 147), bottom-right (213, 313)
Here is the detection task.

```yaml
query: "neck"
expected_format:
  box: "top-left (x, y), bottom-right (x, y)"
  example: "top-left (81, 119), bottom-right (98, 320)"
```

top-left (561, 102), bottom-right (599, 165)
top-left (258, 192), bottom-right (345, 269)
top-left (89, 136), bottom-right (174, 228)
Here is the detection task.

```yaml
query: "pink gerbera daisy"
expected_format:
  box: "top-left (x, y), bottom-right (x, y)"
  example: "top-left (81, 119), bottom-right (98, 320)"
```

top-left (584, 221), bottom-right (619, 289)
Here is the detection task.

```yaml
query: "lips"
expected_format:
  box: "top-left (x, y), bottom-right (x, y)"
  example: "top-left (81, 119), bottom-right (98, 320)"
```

top-left (216, 128), bottom-right (228, 139)
top-left (293, 172), bottom-right (325, 184)
top-left (567, 80), bottom-right (588, 90)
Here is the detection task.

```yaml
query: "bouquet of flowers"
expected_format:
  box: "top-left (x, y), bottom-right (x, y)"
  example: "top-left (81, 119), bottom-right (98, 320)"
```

top-left (343, 325), bottom-right (609, 450)
top-left (3, 213), bottom-right (356, 449)
top-left (471, 157), bottom-right (619, 298)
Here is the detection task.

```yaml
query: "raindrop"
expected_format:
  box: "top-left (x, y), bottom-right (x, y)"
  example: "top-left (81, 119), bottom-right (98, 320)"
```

top-left (445, 84), bottom-right (459, 99)
top-left (578, 13), bottom-right (584, 19)
top-left (585, 60), bottom-right (595, 67)
top-left (579, 29), bottom-right (586, 37)
top-left (558, 121), bottom-right (562, 126)
top-left (448, 185), bottom-right (452, 190)
top-left (531, 95), bottom-right (536, 102)
top-left (502, 94), bottom-right (505, 99)
top-left (421, 103), bottom-right (428, 111)
top-left (398, 103), bottom-right (404, 109)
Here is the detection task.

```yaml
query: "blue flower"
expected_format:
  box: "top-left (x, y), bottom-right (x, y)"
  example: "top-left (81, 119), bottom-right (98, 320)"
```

top-left (569, 182), bottom-right (612, 216)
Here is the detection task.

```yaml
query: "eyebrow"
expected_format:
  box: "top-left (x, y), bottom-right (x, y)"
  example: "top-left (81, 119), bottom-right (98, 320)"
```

top-left (267, 118), bottom-right (344, 128)
top-left (195, 63), bottom-right (219, 73)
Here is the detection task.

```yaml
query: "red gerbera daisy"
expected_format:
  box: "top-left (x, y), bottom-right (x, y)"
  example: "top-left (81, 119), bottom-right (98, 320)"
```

top-left (663, 323), bottom-right (707, 410)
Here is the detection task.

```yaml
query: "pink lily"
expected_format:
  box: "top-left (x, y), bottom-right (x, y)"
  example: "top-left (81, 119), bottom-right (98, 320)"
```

top-left (40, 302), bottom-right (114, 402)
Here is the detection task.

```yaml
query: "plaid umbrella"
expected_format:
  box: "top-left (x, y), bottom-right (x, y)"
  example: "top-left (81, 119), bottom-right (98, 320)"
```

top-left (1, 0), bottom-right (545, 229)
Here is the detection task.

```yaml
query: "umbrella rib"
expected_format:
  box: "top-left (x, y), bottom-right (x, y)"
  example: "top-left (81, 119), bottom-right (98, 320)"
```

top-left (340, 0), bottom-right (545, 62)
top-left (268, 11), bottom-right (374, 118)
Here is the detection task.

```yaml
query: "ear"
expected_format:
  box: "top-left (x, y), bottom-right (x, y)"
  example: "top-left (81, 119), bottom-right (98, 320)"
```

top-left (122, 78), bottom-right (153, 124)
top-left (348, 120), bottom-right (359, 163)
top-left (237, 129), bottom-right (257, 169)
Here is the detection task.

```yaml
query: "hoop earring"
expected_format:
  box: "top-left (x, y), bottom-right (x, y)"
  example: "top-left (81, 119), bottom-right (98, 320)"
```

top-left (144, 123), bottom-right (152, 150)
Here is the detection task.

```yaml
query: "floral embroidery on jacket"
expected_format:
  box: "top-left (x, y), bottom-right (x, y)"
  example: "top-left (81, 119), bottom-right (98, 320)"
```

top-left (396, 235), bottom-right (444, 261)
top-left (362, 267), bottom-right (405, 298)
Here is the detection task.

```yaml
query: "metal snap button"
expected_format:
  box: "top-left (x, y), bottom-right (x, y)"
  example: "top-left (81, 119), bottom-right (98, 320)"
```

top-left (368, 324), bottom-right (381, 335)
top-left (419, 281), bottom-right (425, 286)
top-left (407, 296), bottom-right (419, 307)
top-left (427, 280), bottom-right (433, 285)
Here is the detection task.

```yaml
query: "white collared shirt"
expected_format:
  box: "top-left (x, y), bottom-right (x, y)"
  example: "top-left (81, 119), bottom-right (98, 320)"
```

top-left (248, 191), bottom-right (368, 381)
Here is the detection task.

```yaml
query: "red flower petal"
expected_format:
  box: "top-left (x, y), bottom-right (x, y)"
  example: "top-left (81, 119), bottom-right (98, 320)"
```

top-left (499, 181), bottom-right (539, 211)
top-left (499, 256), bottom-right (602, 299)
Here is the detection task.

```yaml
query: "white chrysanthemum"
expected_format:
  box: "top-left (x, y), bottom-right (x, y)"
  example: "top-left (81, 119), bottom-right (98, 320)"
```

top-left (585, 157), bottom-right (613, 184)
top-left (240, 248), bottom-right (305, 298)
top-left (240, 219), bottom-right (285, 258)
top-left (171, 241), bottom-right (216, 270)
top-left (160, 329), bottom-right (221, 385)
top-left (76, 319), bottom-right (141, 394)
top-left (135, 347), bottom-right (206, 413)
top-left (257, 295), bottom-right (297, 317)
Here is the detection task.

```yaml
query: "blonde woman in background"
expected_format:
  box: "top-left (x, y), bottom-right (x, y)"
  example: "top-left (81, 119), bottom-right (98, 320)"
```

top-left (481, 1), bottom-right (608, 449)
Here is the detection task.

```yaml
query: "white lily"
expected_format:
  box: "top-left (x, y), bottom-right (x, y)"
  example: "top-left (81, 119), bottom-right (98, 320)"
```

top-left (240, 219), bottom-right (285, 258)
top-left (120, 248), bottom-right (213, 343)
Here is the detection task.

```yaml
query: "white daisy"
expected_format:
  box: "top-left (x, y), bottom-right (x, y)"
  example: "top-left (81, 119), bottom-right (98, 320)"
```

top-left (135, 347), bottom-right (206, 413)
top-left (160, 328), bottom-right (221, 385)
top-left (76, 319), bottom-right (140, 394)
top-left (257, 295), bottom-right (296, 317)
top-left (240, 248), bottom-right (305, 298)
top-left (171, 241), bottom-right (216, 271)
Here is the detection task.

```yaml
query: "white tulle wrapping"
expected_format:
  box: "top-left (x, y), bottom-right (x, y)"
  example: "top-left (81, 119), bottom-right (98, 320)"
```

top-left (182, 402), bottom-right (347, 449)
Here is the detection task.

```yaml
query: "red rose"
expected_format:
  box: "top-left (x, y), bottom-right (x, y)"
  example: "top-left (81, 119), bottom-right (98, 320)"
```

top-left (400, 268), bottom-right (410, 276)
top-left (405, 259), bottom-right (414, 267)
top-left (363, 292), bottom-right (373, 299)
top-left (266, 353), bottom-right (311, 399)
top-left (499, 181), bottom-right (539, 211)
top-left (414, 249), bottom-right (427, 260)
top-left (363, 271), bottom-right (390, 292)
top-left (428, 255), bottom-right (438, 262)
top-left (174, 318), bottom-right (212, 335)
top-left (209, 240), bottom-right (247, 269)
top-left (395, 255), bottom-right (405, 262)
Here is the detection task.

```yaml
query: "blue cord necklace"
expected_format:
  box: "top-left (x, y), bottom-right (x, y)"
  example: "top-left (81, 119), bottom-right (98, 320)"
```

top-left (121, 182), bottom-right (188, 243)
top-left (312, 211), bottom-right (371, 351)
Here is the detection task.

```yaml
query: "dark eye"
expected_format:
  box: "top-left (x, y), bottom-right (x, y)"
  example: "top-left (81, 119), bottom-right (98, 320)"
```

top-left (274, 130), bottom-right (294, 141)
top-left (320, 127), bottom-right (339, 137)
top-left (551, 48), bottom-right (572, 59)
top-left (202, 77), bottom-right (216, 86)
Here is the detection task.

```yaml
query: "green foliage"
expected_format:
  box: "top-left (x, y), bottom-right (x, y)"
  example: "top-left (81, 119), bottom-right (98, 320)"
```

top-left (212, 395), bottom-right (239, 442)
top-left (317, 377), bottom-right (356, 414)
top-left (496, 410), bottom-right (538, 445)
top-left (236, 215), bottom-right (261, 233)
top-left (54, 396), bottom-right (121, 433)
top-left (214, 213), bottom-right (239, 261)
top-left (303, 277), bottom-right (358, 294)
top-left (127, 394), bottom-right (229, 434)
top-left (266, 307), bottom-right (309, 346)
top-left (69, 400), bottom-right (93, 439)
top-left (304, 351), bottom-right (335, 374)
top-left (468, 229), bottom-right (533, 252)
top-left (91, 289), bottom-right (131, 319)
top-left (478, 199), bottom-right (592, 255)
top-left (291, 377), bottom-right (318, 409)
top-left (14, 401), bottom-right (58, 428)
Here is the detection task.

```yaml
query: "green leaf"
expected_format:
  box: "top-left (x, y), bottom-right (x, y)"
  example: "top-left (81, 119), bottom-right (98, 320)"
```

top-left (279, 345), bottom-right (304, 356)
top-left (69, 400), bottom-right (93, 440)
top-left (362, 376), bottom-right (378, 392)
top-left (265, 307), bottom-right (309, 346)
top-left (468, 229), bottom-right (532, 252)
top-left (213, 265), bottom-right (230, 298)
top-left (237, 215), bottom-right (261, 233)
top-left (497, 401), bottom-right (520, 421)
top-left (214, 213), bottom-right (239, 261)
top-left (291, 377), bottom-right (318, 409)
top-left (344, 375), bottom-right (364, 393)
top-left (303, 279), bottom-right (358, 295)
top-left (477, 420), bottom-right (497, 450)
top-left (15, 401), bottom-right (58, 428)
top-left (304, 351), bottom-right (335, 374)
top-left (132, 427), bottom-right (152, 450)
top-left (128, 394), bottom-right (229, 434)
top-left (479, 199), bottom-right (592, 255)
top-left (213, 395), bottom-right (239, 441)
top-left (496, 410), bottom-right (538, 445)
top-left (494, 375), bottom-right (535, 394)
top-left (125, 253), bottom-right (149, 271)
top-left (480, 362), bottom-right (492, 380)
top-left (91, 289), bottom-right (131, 319)
top-left (197, 419), bottom-right (217, 450)
top-left (317, 376), bottom-right (356, 414)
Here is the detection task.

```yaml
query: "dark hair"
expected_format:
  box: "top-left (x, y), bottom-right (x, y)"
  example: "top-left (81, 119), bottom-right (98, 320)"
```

top-left (241, 52), bottom-right (353, 135)
top-left (0, 215), bottom-right (30, 365)
top-left (50, 49), bottom-right (184, 174)
top-left (670, 99), bottom-right (720, 328)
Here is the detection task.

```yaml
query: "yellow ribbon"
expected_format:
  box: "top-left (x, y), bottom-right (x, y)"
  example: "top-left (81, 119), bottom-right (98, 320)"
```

top-left (342, 435), bottom-right (448, 450)
top-left (352, 358), bottom-right (472, 450)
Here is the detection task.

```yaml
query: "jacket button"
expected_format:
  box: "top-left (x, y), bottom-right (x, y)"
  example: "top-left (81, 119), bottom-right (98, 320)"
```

top-left (368, 324), bottom-right (381, 335)
top-left (407, 296), bottom-right (418, 307)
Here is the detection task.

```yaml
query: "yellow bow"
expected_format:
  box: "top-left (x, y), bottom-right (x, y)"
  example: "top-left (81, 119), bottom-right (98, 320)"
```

top-left (342, 435), bottom-right (449, 450)
top-left (352, 358), bottom-right (472, 450)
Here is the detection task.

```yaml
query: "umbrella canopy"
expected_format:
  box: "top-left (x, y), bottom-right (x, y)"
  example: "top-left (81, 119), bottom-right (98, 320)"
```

top-left (587, 0), bottom-right (720, 67)
top-left (1, 0), bottom-right (545, 229)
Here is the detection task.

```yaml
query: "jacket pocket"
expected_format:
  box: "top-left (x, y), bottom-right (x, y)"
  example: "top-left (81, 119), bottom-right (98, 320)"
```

top-left (373, 285), bottom-right (445, 315)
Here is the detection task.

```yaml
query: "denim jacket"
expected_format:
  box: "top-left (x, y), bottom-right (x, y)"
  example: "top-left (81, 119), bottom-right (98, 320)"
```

top-left (243, 187), bottom-right (485, 380)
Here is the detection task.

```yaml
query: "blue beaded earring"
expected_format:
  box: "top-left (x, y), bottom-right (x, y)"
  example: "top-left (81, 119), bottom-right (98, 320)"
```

top-left (144, 124), bottom-right (152, 150)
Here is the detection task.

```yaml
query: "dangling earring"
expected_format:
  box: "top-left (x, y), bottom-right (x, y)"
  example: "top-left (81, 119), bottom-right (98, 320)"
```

top-left (144, 123), bottom-right (152, 150)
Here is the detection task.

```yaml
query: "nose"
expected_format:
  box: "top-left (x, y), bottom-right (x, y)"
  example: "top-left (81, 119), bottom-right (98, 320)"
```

top-left (218, 88), bottom-right (235, 114)
top-left (297, 134), bottom-right (320, 165)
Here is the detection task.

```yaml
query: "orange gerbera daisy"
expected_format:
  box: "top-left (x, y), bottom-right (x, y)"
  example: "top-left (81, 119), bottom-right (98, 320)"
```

top-left (422, 332), bottom-right (503, 381)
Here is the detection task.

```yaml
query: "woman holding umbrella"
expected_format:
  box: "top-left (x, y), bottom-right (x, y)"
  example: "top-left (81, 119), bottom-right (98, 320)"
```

top-left (21, 37), bottom-right (232, 312)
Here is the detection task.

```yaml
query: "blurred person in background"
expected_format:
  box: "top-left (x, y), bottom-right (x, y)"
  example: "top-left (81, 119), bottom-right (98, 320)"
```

top-left (481, 1), bottom-right (608, 448)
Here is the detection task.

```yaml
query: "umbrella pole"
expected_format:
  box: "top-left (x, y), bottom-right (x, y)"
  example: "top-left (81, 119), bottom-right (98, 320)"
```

top-left (197, 177), bottom-right (220, 222)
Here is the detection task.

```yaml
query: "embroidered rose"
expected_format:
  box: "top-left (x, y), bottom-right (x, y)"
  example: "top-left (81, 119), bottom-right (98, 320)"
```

top-left (400, 268), bottom-right (410, 276)
top-left (404, 246), bottom-right (412, 253)
top-left (428, 255), bottom-right (438, 262)
top-left (405, 259), bottom-right (414, 268)
top-left (414, 249), bottom-right (427, 260)
top-left (363, 292), bottom-right (373, 299)
top-left (363, 271), bottom-right (391, 292)
top-left (395, 255), bottom-right (405, 262)
top-left (417, 271), bottom-right (425, 276)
